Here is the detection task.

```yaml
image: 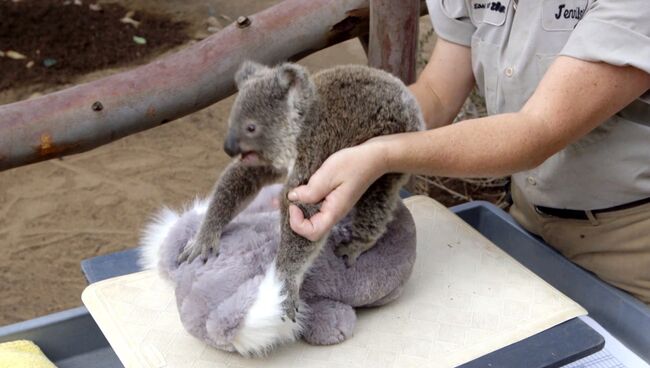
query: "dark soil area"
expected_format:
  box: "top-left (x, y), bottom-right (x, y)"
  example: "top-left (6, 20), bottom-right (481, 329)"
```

top-left (0, 0), bottom-right (189, 91)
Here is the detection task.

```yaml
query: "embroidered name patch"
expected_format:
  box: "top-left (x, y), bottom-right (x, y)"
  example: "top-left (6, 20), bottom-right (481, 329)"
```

top-left (542, 0), bottom-right (589, 31)
top-left (469, 0), bottom-right (511, 26)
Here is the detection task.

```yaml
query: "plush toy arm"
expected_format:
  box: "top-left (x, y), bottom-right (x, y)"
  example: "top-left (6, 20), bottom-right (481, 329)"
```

top-left (178, 162), bottom-right (284, 263)
top-left (301, 298), bottom-right (356, 345)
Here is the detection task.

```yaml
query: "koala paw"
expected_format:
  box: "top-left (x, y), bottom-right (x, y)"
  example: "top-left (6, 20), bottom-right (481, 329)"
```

top-left (334, 244), bottom-right (365, 268)
top-left (177, 236), bottom-right (220, 264)
top-left (280, 294), bottom-right (300, 323)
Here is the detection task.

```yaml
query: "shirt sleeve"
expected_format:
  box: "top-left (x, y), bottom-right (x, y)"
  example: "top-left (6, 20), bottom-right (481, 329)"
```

top-left (426, 0), bottom-right (476, 47)
top-left (559, 0), bottom-right (650, 74)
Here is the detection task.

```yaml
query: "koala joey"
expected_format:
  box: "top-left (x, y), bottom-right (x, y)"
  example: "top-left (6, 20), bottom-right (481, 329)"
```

top-left (178, 61), bottom-right (424, 322)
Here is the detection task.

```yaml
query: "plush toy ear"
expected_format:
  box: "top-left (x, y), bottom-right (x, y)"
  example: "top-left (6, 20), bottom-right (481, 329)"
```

top-left (235, 60), bottom-right (267, 87)
top-left (275, 63), bottom-right (310, 93)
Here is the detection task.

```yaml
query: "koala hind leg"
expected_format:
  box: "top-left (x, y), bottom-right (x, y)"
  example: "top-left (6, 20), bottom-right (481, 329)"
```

top-left (336, 173), bottom-right (408, 267)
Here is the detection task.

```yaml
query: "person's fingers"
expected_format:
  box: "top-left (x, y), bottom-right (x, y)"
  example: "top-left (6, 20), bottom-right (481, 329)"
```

top-left (288, 204), bottom-right (317, 240)
top-left (288, 159), bottom-right (341, 203)
top-left (289, 203), bottom-right (339, 241)
top-left (288, 204), bottom-right (304, 223)
top-left (298, 185), bottom-right (353, 239)
top-left (303, 210), bottom-right (336, 241)
top-left (287, 188), bottom-right (301, 201)
top-left (289, 176), bottom-right (331, 204)
top-left (319, 188), bottom-right (351, 223)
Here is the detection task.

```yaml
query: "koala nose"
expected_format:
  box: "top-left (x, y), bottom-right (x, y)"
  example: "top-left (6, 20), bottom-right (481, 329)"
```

top-left (223, 134), bottom-right (241, 157)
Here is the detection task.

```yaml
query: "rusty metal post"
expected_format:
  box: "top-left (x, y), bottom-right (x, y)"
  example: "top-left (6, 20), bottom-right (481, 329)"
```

top-left (0, 0), bottom-right (371, 172)
top-left (368, 0), bottom-right (420, 84)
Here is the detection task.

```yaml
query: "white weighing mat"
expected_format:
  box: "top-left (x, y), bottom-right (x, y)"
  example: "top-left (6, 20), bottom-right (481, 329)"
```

top-left (82, 196), bottom-right (587, 368)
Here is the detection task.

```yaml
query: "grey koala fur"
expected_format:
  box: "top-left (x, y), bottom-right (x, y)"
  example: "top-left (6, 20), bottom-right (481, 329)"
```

top-left (178, 61), bottom-right (424, 323)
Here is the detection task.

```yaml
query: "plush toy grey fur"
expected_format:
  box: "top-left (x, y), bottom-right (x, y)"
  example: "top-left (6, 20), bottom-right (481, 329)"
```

top-left (139, 185), bottom-right (416, 356)
top-left (177, 61), bottom-right (424, 323)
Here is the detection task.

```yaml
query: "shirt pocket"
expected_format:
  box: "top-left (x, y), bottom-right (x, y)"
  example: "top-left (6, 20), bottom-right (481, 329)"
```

top-left (471, 36), bottom-right (500, 114)
top-left (467, 0), bottom-right (511, 26)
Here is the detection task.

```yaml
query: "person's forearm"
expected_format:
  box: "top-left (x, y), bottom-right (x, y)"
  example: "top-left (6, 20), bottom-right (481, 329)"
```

top-left (408, 82), bottom-right (450, 129)
top-left (376, 111), bottom-right (557, 178)
top-left (393, 57), bottom-right (650, 179)
top-left (408, 73), bottom-right (474, 130)
top-left (407, 39), bottom-right (476, 129)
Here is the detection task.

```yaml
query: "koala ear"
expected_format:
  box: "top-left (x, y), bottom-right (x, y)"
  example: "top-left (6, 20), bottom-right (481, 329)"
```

top-left (275, 63), bottom-right (310, 92)
top-left (235, 60), bottom-right (266, 87)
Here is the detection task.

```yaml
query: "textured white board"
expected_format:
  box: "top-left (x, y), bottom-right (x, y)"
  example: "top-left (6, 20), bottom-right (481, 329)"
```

top-left (82, 196), bottom-right (586, 367)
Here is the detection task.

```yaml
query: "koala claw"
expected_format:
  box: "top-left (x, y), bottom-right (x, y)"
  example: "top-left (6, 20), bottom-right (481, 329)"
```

top-left (334, 245), bottom-right (364, 267)
top-left (280, 296), bottom-right (299, 323)
top-left (177, 237), bottom-right (219, 264)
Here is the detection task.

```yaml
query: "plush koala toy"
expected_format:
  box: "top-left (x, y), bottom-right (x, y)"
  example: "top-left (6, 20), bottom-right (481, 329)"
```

top-left (139, 184), bottom-right (416, 356)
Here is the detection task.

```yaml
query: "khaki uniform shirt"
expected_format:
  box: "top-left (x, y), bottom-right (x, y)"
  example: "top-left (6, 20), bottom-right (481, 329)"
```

top-left (427, 0), bottom-right (650, 209)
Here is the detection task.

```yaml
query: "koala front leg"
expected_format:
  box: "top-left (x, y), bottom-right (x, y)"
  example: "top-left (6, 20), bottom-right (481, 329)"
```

top-left (276, 181), bottom-right (327, 322)
top-left (178, 162), bottom-right (283, 263)
top-left (335, 173), bottom-right (408, 267)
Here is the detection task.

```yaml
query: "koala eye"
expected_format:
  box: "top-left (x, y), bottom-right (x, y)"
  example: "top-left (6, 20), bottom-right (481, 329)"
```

top-left (246, 124), bottom-right (257, 133)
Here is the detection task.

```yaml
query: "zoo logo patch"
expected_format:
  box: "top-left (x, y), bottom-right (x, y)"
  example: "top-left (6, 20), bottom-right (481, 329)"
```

top-left (542, 0), bottom-right (589, 31)
top-left (469, 0), bottom-right (511, 26)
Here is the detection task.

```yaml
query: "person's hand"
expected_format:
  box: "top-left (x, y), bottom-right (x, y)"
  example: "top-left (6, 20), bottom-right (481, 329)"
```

top-left (287, 138), bottom-right (389, 241)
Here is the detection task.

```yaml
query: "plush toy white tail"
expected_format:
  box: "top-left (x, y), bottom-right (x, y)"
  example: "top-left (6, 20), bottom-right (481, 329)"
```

top-left (138, 199), bottom-right (210, 270)
top-left (137, 207), bottom-right (180, 270)
top-left (232, 265), bottom-right (306, 356)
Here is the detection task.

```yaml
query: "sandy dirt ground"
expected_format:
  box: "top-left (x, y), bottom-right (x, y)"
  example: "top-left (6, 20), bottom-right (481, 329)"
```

top-left (1, 0), bottom-right (434, 325)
